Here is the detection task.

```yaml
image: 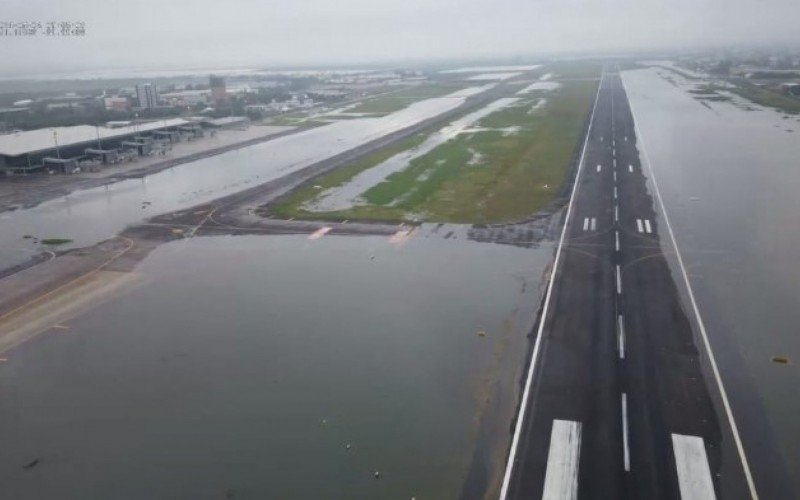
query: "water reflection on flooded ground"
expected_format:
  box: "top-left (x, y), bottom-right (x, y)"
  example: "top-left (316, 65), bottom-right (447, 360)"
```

top-left (0, 233), bottom-right (554, 499)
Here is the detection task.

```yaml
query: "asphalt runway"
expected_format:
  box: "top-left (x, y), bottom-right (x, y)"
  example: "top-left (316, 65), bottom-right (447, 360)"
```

top-left (499, 69), bottom-right (782, 500)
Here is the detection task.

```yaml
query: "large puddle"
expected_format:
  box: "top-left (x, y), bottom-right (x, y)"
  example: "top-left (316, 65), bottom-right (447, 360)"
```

top-left (0, 232), bottom-right (553, 499)
top-left (622, 67), bottom-right (800, 489)
top-left (0, 86), bottom-right (492, 272)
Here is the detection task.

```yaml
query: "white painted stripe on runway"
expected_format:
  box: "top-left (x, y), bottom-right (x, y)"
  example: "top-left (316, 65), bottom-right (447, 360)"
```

top-left (617, 314), bottom-right (625, 359)
top-left (499, 71), bottom-right (604, 500)
top-left (613, 171), bottom-right (617, 183)
top-left (622, 394), bottom-right (630, 471)
top-left (628, 164), bottom-right (633, 173)
top-left (644, 219), bottom-right (652, 234)
top-left (625, 77), bottom-right (759, 499)
top-left (636, 219), bottom-right (644, 233)
top-left (614, 186), bottom-right (618, 200)
top-left (613, 158), bottom-right (617, 168)
top-left (615, 230), bottom-right (620, 252)
top-left (672, 434), bottom-right (717, 500)
top-left (625, 136), bottom-right (628, 141)
top-left (542, 420), bottom-right (582, 500)
top-left (591, 218), bottom-right (596, 231)
top-left (614, 205), bottom-right (619, 222)
top-left (597, 164), bottom-right (602, 172)
top-left (308, 226), bottom-right (332, 240)
top-left (583, 217), bottom-right (589, 231)
top-left (616, 264), bottom-right (622, 295)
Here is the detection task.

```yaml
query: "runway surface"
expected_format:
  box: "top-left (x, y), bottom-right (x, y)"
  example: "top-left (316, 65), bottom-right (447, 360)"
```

top-left (500, 68), bottom-right (772, 499)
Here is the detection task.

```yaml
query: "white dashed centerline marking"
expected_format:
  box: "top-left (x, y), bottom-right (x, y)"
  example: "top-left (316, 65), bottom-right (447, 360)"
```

top-left (672, 434), bottom-right (717, 500)
top-left (597, 164), bottom-right (602, 173)
top-left (614, 206), bottom-right (619, 222)
top-left (636, 219), bottom-right (644, 233)
top-left (616, 265), bottom-right (622, 295)
top-left (628, 164), bottom-right (633, 173)
top-left (622, 393), bottom-right (631, 472)
top-left (617, 315), bottom-right (626, 359)
top-left (615, 230), bottom-right (620, 252)
top-left (613, 158), bottom-right (617, 168)
top-left (542, 420), bottom-right (582, 500)
top-left (614, 186), bottom-right (618, 200)
top-left (613, 171), bottom-right (617, 183)
top-left (644, 219), bottom-right (652, 234)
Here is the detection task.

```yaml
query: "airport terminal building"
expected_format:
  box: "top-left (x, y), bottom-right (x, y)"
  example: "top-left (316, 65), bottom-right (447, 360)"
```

top-left (0, 116), bottom-right (249, 175)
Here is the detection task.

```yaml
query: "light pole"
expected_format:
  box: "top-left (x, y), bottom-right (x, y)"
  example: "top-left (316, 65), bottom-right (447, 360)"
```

top-left (53, 130), bottom-right (61, 159)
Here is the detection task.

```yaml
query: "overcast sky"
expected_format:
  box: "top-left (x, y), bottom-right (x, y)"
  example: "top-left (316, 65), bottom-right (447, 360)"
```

top-left (2, 0), bottom-right (798, 78)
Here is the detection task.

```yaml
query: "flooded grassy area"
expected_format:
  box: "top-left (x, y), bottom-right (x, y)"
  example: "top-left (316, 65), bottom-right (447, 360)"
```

top-left (347, 84), bottom-right (470, 115)
top-left (270, 69), bottom-right (599, 224)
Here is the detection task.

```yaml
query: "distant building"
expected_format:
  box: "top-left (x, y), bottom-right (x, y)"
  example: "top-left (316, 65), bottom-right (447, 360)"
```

top-left (209, 74), bottom-right (227, 105)
top-left (135, 83), bottom-right (159, 109)
top-left (161, 89), bottom-right (210, 106)
top-left (104, 97), bottom-right (130, 111)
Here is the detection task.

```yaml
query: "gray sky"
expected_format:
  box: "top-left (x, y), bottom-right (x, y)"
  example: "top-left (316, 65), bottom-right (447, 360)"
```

top-left (2, 0), bottom-right (798, 77)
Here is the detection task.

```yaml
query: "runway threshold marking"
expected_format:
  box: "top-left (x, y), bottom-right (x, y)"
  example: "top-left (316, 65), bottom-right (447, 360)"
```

top-left (582, 218), bottom-right (597, 232)
top-left (644, 219), bottom-right (652, 234)
top-left (622, 394), bottom-right (631, 471)
top-left (498, 70), bottom-right (604, 500)
top-left (625, 78), bottom-right (759, 498)
top-left (616, 265), bottom-right (622, 295)
top-left (636, 219), bottom-right (644, 233)
top-left (542, 420), bottom-right (582, 500)
top-left (672, 434), bottom-right (717, 500)
top-left (591, 218), bottom-right (596, 231)
top-left (617, 315), bottom-right (625, 359)
top-left (308, 227), bottom-right (332, 240)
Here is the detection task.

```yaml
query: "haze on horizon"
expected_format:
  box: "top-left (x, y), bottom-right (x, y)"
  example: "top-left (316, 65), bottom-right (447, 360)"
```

top-left (2, 0), bottom-right (799, 78)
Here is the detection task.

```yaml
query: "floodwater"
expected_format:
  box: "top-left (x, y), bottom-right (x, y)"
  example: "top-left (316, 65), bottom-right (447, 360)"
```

top-left (622, 67), bottom-right (800, 489)
top-left (0, 86), bottom-right (491, 272)
top-left (308, 97), bottom-right (521, 212)
top-left (0, 231), bottom-right (553, 499)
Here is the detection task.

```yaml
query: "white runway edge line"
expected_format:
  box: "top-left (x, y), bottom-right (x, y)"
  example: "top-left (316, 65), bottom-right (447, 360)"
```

top-left (617, 314), bottom-right (626, 359)
top-left (622, 393), bottom-right (631, 471)
top-left (672, 434), bottom-right (717, 500)
top-left (498, 71), bottom-right (604, 500)
top-left (541, 420), bottom-right (583, 500)
top-left (623, 76), bottom-right (759, 499)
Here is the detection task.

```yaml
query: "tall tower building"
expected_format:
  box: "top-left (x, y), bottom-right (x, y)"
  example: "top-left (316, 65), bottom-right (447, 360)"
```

top-left (209, 75), bottom-right (227, 105)
top-left (136, 83), bottom-right (159, 109)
